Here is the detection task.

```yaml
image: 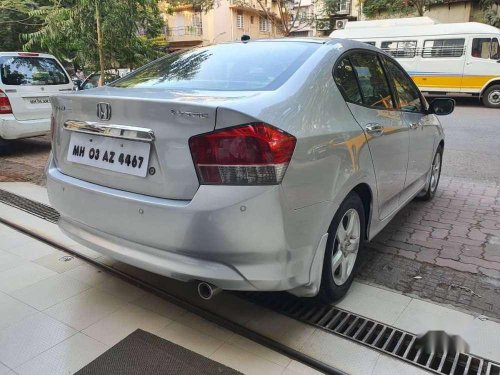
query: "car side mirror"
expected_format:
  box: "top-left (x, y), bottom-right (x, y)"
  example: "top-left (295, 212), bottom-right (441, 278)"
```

top-left (428, 98), bottom-right (455, 116)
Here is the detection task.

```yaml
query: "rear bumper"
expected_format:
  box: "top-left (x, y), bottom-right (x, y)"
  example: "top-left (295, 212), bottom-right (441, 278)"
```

top-left (47, 160), bottom-right (329, 294)
top-left (0, 115), bottom-right (50, 140)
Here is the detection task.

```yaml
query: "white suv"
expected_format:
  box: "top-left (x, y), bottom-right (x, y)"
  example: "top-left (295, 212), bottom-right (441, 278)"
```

top-left (0, 52), bottom-right (73, 140)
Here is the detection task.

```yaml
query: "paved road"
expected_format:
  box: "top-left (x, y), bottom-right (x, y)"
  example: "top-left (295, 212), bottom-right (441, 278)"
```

top-left (439, 98), bottom-right (500, 183)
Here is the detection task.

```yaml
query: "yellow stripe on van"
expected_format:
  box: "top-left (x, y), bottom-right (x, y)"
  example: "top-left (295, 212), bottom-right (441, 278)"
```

top-left (411, 75), bottom-right (498, 90)
top-left (461, 76), bottom-right (498, 89)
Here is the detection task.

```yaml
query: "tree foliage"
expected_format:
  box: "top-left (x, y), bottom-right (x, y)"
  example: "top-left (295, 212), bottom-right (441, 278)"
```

top-left (480, 0), bottom-right (500, 27)
top-left (0, 0), bottom-right (47, 51)
top-left (362, 0), bottom-right (414, 18)
top-left (2, 0), bottom-right (165, 80)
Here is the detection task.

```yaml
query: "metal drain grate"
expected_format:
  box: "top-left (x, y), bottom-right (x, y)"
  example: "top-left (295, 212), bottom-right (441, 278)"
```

top-left (247, 293), bottom-right (500, 375)
top-left (0, 189), bottom-right (60, 223)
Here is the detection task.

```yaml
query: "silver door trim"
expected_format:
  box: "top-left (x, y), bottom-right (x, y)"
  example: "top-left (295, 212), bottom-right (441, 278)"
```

top-left (63, 120), bottom-right (155, 142)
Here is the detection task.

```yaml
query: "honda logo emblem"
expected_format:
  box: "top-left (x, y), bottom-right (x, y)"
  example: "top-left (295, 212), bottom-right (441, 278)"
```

top-left (96, 102), bottom-right (111, 121)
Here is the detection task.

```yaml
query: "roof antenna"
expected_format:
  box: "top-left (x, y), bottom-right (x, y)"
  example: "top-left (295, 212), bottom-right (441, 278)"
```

top-left (241, 34), bottom-right (250, 43)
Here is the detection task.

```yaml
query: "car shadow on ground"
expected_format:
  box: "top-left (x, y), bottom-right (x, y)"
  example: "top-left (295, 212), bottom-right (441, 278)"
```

top-left (0, 135), bottom-right (51, 157)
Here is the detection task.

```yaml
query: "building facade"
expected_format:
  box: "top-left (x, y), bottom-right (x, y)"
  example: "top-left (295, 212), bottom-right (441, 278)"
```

top-left (362, 0), bottom-right (499, 24)
top-left (288, 0), bottom-right (362, 37)
top-left (161, 0), bottom-right (284, 50)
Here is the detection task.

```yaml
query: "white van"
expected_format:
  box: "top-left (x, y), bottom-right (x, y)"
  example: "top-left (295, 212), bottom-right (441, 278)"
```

top-left (0, 52), bottom-right (73, 139)
top-left (331, 17), bottom-right (500, 108)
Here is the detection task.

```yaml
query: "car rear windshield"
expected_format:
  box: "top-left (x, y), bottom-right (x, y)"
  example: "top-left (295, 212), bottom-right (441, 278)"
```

top-left (111, 42), bottom-right (320, 91)
top-left (0, 56), bottom-right (69, 86)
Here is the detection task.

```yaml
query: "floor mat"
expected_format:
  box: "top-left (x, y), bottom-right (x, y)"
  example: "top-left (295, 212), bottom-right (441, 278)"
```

top-left (76, 329), bottom-right (242, 375)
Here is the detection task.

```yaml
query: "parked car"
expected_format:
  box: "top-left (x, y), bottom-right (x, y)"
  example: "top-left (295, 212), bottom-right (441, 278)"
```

top-left (47, 39), bottom-right (454, 301)
top-left (0, 52), bottom-right (73, 140)
top-left (77, 72), bottom-right (120, 90)
top-left (331, 17), bottom-right (500, 108)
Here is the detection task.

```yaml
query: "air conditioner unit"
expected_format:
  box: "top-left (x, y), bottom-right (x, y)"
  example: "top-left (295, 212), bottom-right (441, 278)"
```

top-left (335, 19), bottom-right (348, 30)
top-left (316, 19), bottom-right (331, 31)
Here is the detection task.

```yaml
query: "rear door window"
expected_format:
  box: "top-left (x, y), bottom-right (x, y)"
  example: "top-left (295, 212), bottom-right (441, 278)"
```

top-left (0, 56), bottom-right (69, 86)
top-left (383, 57), bottom-right (423, 112)
top-left (111, 42), bottom-right (320, 91)
top-left (349, 52), bottom-right (395, 109)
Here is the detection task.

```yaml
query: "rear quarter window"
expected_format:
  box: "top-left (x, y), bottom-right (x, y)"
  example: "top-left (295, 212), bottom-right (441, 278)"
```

top-left (333, 57), bottom-right (363, 105)
top-left (111, 42), bottom-right (320, 91)
top-left (0, 56), bottom-right (69, 86)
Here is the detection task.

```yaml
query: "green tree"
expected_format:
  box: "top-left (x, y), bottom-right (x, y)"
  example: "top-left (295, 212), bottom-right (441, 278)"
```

top-left (21, 0), bottom-right (164, 85)
top-left (480, 0), bottom-right (500, 27)
top-left (0, 0), bottom-right (46, 51)
top-left (362, 0), bottom-right (414, 18)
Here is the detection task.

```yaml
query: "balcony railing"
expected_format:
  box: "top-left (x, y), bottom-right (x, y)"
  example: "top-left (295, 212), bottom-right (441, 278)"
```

top-left (166, 26), bottom-right (203, 37)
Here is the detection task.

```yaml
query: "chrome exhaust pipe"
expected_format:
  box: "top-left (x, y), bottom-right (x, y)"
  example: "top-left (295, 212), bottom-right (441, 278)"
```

top-left (197, 282), bottom-right (221, 300)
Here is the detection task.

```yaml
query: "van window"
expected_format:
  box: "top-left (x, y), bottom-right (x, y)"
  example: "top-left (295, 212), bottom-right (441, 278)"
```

top-left (362, 41), bottom-right (376, 46)
top-left (0, 56), bottom-right (69, 86)
top-left (333, 57), bottom-right (363, 105)
top-left (349, 52), bottom-right (394, 109)
top-left (472, 38), bottom-right (500, 60)
top-left (383, 57), bottom-right (423, 112)
top-left (381, 40), bottom-right (417, 58)
top-left (422, 39), bottom-right (465, 58)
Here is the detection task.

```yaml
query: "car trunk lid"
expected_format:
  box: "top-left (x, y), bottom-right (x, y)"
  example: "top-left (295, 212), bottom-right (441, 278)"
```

top-left (51, 89), bottom-right (252, 200)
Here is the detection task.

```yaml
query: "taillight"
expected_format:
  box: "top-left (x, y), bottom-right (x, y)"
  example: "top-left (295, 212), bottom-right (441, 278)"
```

top-left (0, 90), bottom-right (12, 114)
top-left (189, 123), bottom-right (296, 185)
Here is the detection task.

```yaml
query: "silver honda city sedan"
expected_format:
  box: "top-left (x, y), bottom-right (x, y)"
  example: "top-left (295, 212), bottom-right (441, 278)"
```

top-left (47, 38), bottom-right (454, 301)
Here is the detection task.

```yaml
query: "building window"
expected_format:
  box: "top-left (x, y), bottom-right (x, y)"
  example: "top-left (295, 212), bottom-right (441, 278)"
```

top-left (472, 38), bottom-right (500, 59)
top-left (259, 17), bottom-right (269, 32)
top-left (251, 16), bottom-right (254, 24)
top-left (237, 12), bottom-right (244, 29)
top-left (298, 8), bottom-right (308, 21)
top-left (192, 12), bottom-right (202, 31)
top-left (381, 40), bottom-right (417, 58)
top-left (422, 39), bottom-right (465, 58)
top-left (338, 0), bottom-right (349, 13)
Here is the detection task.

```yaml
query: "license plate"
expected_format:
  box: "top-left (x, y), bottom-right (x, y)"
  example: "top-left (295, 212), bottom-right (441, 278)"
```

top-left (67, 132), bottom-right (151, 177)
top-left (26, 97), bottom-right (50, 105)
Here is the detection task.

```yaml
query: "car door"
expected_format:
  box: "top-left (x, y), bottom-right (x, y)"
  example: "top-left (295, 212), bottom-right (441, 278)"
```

top-left (334, 52), bottom-right (409, 220)
top-left (381, 56), bottom-right (435, 200)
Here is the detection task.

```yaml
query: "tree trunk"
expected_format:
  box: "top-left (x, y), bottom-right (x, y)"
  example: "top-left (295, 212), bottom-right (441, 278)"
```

top-left (95, 1), bottom-right (105, 87)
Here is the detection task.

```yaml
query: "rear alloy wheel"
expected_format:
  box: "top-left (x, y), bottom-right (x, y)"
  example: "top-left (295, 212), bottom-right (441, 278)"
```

top-left (319, 192), bottom-right (365, 302)
top-left (417, 147), bottom-right (442, 201)
top-left (482, 85), bottom-right (500, 108)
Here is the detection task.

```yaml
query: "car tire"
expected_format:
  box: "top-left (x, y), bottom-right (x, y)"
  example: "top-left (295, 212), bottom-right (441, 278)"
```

top-left (319, 192), bottom-right (366, 302)
top-left (482, 85), bottom-right (500, 108)
top-left (417, 146), bottom-right (443, 201)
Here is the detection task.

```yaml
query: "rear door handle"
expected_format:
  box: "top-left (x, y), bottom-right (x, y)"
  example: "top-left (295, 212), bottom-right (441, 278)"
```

top-left (409, 123), bottom-right (420, 130)
top-left (365, 123), bottom-right (384, 136)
